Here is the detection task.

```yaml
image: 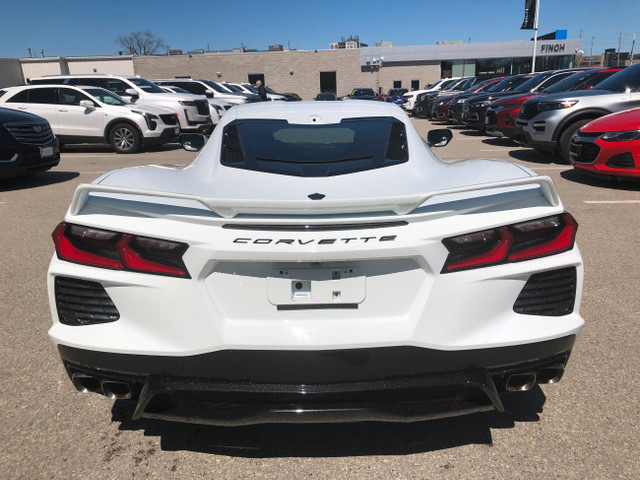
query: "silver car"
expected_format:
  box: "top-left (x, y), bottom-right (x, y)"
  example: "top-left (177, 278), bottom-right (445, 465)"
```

top-left (514, 64), bottom-right (640, 161)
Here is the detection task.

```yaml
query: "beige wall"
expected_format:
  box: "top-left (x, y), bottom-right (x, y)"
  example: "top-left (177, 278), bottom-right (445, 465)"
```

top-left (134, 50), bottom-right (382, 100)
top-left (0, 58), bottom-right (24, 87)
top-left (19, 56), bottom-right (134, 83)
top-left (379, 63), bottom-right (441, 92)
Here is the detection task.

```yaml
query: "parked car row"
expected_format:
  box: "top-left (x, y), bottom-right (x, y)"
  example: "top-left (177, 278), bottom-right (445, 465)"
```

top-left (423, 64), bottom-right (640, 178)
top-left (0, 74), bottom-right (301, 166)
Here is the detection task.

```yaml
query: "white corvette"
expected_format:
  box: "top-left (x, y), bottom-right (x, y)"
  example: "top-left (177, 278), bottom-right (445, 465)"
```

top-left (48, 101), bottom-right (583, 425)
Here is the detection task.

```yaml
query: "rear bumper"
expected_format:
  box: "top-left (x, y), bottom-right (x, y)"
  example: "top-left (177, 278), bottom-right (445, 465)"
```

top-left (59, 335), bottom-right (575, 425)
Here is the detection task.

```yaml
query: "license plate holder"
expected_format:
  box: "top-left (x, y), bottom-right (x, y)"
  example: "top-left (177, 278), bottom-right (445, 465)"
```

top-left (40, 146), bottom-right (54, 158)
top-left (267, 268), bottom-right (365, 306)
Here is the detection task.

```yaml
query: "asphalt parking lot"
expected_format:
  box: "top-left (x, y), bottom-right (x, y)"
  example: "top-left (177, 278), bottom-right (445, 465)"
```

top-left (1, 118), bottom-right (639, 479)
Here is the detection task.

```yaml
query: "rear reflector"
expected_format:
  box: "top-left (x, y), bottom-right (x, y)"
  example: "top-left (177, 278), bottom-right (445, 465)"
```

top-left (52, 223), bottom-right (190, 278)
top-left (442, 213), bottom-right (577, 273)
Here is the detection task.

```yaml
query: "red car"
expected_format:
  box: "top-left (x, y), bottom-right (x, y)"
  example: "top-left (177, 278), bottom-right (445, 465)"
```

top-left (570, 108), bottom-right (640, 179)
top-left (432, 96), bottom-right (455, 121)
top-left (485, 68), bottom-right (623, 139)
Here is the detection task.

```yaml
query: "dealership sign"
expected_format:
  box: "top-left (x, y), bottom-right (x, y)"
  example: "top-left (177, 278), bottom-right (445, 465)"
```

top-left (540, 43), bottom-right (566, 54)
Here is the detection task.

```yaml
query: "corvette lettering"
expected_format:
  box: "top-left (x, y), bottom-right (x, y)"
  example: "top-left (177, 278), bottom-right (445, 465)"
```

top-left (233, 235), bottom-right (397, 245)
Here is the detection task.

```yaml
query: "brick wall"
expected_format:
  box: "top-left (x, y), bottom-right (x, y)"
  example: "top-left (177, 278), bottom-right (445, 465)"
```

top-left (134, 49), bottom-right (380, 100)
top-left (379, 63), bottom-right (441, 92)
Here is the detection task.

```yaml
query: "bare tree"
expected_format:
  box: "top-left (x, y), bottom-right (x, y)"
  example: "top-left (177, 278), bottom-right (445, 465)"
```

top-left (116, 31), bottom-right (165, 55)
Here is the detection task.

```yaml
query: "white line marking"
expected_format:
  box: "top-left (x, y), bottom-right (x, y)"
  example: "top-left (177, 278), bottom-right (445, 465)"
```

top-left (584, 200), bottom-right (640, 204)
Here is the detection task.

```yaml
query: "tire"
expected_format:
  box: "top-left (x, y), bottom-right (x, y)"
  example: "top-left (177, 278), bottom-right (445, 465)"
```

top-left (109, 123), bottom-right (141, 154)
top-left (557, 119), bottom-right (594, 163)
top-left (414, 104), bottom-right (425, 117)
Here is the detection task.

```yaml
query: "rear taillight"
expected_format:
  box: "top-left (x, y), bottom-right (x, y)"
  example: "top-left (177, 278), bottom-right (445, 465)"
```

top-left (52, 223), bottom-right (190, 278)
top-left (442, 213), bottom-right (577, 273)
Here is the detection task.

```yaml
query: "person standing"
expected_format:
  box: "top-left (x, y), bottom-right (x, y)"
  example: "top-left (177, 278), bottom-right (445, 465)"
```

top-left (256, 80), bottom-right (268, 101)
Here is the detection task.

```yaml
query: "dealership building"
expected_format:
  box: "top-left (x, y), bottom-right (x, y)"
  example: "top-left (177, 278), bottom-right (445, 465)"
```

top-left (2, 38), bottom-right (581, 100)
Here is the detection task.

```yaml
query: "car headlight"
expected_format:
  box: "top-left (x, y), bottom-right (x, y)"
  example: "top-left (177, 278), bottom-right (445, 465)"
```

top-left (600, 130), bottom-right (640, 142)
top-left (471, 100), bottom-right (491, 108)
top-left (538, 100), bottom-right (578, 112)
top-left (179, 100), bottom-right (197, 106)
top-left (131, 110), bottom-right (158, 130)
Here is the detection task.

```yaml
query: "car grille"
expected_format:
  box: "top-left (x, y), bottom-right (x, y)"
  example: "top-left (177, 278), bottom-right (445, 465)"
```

top-left (513, 267), bottom-right (577, 316)
top-left (519, 103), bottom-right (539, 120)
top-left (159, 114), bottom-right (178, 125)
top-left (570, 139), bottom-right (600, 164)
top-left (5, 122), bottom-right (55, 146)
top-left (54, 276), bottom-right (120, 326)
top-left (195, 100), bottom-right (209, 115)
top-left (606, 152), bottom-right (635, 169)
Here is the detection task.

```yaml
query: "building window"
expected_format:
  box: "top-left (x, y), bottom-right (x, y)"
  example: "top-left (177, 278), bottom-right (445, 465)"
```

top-left (411, 80), bottom-right (419, 91)
top-left (393, 80), bottom-right (402, 88)
top-left (248, 74), bottom-right (265, 85)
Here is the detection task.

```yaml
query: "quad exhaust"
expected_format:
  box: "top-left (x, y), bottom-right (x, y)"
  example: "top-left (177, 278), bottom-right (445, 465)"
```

top-left (101, 380), bottom-right (132, 399)
top-left (505, 373), bottom-right (536, 392)
top-left (536, 364), bottom-right (565, 384)
top-left (70, 372), bottom-right (132, 399)
top-left (71, 372), bottom-right (102, 394)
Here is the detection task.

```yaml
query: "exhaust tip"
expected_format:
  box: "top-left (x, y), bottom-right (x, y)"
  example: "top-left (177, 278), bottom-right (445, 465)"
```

top-left (101, 380), bottom-right (132, 400)
top-left (506, 373), bottom-right (536, 392)
top-left (71, 372), bottom-right (102, 394)
top-left (537, 365), bottom-right (565, 384)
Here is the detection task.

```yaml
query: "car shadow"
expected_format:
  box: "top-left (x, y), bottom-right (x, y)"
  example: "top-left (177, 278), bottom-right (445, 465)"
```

top-left (507, 149), bottom-right (559, 165)
top-left (482, 137), bottom-right (517, 147)
top-left (60, 143), bottom-right (182, 154)
top-left (111, 388), bottom-right (546, 458)
top-left (0, 171), bottom-right (80, 192)
top-left (561, 169), bottom-right (640, 191)
top-left (457, 129), bottom-right (485, 137)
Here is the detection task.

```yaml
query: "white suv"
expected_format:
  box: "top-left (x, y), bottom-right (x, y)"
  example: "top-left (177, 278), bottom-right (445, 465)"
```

top-left (402, 78), bottom-right (460, 112)
top-left (0, 85), bottom-right (180, 153)
top-left (29, 75), bottom-right (213, 134)
top-left (153, 79), bottom-right (260, 106)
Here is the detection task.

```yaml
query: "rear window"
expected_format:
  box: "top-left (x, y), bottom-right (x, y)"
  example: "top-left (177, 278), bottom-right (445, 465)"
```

top-left (593, 64), bottom-right (640, 92)
top-left (220, 117), bottom-right (408, 177)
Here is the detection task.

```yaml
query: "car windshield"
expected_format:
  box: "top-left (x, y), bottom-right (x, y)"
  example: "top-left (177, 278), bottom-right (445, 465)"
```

top-left (594, 64), bottom-right (640, 92)
top-left (167, 86), bottom-right (189, 94)
top-left (224, 84), bottom-right (243, 93)
top-left (438, 79), bottom-right (456, 90)
top-left (513, 71), bottom-right (556, 92)
top-left (464, 78), bottom-right (497, 93)
top-left (352, 89), bottom-right (375, 96)
top-left (487, 75), bottom-right (529, 92)
top-left (264, 86), bottom-right (277, 94)
top-left (243, 84), bottom-right (259, 94)
top-left (199, 80), bottom-right (231, 93)
top-left (84, 88), bottom-right (128, 105)
top-left (127, 78), bottom-right (167, 93)
top-left (543, 71), bottom-right (596, 93)
top-left (220, 117), bottom-right (408, 177)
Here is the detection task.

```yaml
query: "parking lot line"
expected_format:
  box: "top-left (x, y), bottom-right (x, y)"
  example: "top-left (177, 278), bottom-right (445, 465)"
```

top-left (584, 200), bottom-right (640, 204)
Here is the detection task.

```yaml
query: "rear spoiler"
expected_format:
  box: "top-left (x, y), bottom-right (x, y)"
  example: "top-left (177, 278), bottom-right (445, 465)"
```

top-left (68, 175), bottom-right (559, 218)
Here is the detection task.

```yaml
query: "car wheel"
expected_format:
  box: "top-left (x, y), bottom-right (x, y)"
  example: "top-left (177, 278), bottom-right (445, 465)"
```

top-left (414, 105), bottom-right (424, 116)
top-left (558, 119), bottom-right (594, 163)
top-left (110, 123), bottom-right (141, 154)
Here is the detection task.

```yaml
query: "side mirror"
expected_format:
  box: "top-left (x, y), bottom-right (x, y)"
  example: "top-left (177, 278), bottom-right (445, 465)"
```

top-left (124, 88), bottom-right (138, 97)
top-left (427, 129), bottom-right (453, 147)
top-left (205, 91), bottom-right (214, 98)
top-left (79, 100), bottom-right (95, 110)
top-left (179, 133), bottom-right (207, 152)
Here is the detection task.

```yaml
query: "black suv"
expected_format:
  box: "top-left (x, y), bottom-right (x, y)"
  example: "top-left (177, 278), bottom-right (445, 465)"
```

top-left (0, 107), bottom-right (60, 179)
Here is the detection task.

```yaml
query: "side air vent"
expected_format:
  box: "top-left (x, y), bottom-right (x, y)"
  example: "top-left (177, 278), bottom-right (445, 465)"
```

top-left (513, 267), bottom-right (577, 316)
top-left (605, 152), bottom-right (635, 169)
top-left (54, 277), bottom-right (120, 326)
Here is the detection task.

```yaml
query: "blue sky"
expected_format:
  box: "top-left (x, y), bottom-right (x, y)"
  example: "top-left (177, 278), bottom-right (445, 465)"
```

top-left (1, 0), bottom-right (638, 58)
